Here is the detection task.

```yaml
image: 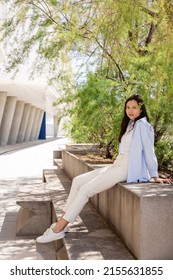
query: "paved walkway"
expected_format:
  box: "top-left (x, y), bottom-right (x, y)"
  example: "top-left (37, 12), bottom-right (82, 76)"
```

top-left (0, 137), bottom-right (70, 259)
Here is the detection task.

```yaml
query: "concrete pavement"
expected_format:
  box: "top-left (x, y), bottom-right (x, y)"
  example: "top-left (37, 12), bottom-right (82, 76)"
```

top-left (0, 137), bottom-right (70, 259)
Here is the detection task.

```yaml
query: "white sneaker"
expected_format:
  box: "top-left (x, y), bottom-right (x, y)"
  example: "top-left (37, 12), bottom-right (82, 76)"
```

top-left (50, 223), bottom-right (69, 233)
top-left (36, 228), bottom-right (65, 243)
top-left (50, 223), bottom-right (57, 229)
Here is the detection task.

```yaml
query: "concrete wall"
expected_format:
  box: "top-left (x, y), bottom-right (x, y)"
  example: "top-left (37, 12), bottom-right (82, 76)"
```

top-left (62, 150), bottom-right (173, 260)
top-left (0, 91), bottom-right (45, 146)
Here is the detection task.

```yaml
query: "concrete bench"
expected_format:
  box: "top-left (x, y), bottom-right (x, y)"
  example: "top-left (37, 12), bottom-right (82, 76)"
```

top-left (16, 184), bottom-right (52, 236)
top-left (43, 167), bottom-right (135, 260)
top-left (61, 149), bottom-right (173, 260)
top-left (99, 182), bottom-right (173, 260)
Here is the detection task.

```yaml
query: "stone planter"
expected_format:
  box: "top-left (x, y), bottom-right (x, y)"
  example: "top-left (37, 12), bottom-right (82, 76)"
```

top-left (61, 149), bottom-right (173, 260)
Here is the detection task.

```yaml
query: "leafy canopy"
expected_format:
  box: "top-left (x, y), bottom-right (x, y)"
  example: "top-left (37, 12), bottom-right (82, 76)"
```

top-left (1, 0), bottom-right (173, 166)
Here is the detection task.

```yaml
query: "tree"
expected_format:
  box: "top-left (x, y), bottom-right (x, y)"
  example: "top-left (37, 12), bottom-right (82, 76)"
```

top-left (64, 72), bottom-right (125, 158)
top-left (1, 0), bottom-right (173, 166)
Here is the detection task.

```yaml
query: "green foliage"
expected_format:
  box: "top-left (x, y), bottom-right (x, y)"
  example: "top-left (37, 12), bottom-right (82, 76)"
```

top-left (66, 72), bottom-right (125, 155)
top-left (1, 0), bottom-right (173, 165)
top-left (155, 134), bottom-right (173, 170)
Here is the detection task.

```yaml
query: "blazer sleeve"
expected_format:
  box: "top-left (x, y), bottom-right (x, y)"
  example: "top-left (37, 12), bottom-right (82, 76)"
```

top-left (138, 122), bottom-right (158, 178)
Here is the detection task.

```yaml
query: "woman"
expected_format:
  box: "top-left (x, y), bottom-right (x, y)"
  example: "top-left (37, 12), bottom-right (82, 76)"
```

top-left (36, 94), bottom-right (172, 243)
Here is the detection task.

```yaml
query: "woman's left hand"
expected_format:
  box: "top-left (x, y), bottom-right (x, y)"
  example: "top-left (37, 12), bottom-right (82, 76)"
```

top-left (154, 177), bottom-right (173, 184)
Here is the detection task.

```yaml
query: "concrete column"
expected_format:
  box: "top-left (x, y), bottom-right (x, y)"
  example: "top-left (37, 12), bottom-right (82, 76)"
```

top-left (0, 96), bottom-right (17, 146)
top-left (17, 103), bottom-right (31, 143)
top-left (30, 108), bottom-right (41, 141)
top-left (0, 91), bottom-right (7, 127)
top-left (39, 112), bottom-right (46, 139)
top-left (53, 115), bottom-right (59, 137)
top-left (24, 106), bottom-right (36, 142)
top-left (34, 110), bottom-right (44, 140)
top-left (8, 100), bottom-right (25, 145)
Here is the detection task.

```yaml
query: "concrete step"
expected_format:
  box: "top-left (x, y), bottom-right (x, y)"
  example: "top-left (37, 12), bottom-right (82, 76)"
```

top-left (53, 158), bottom-right (62, 168)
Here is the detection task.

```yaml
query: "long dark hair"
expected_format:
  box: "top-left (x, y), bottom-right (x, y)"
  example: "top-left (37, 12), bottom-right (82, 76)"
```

top-left (118, 94), bottom-right (150, 143)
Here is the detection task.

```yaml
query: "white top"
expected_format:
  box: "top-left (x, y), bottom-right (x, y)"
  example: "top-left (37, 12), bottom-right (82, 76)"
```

top-left (119, 122), bottom-right (134, 154)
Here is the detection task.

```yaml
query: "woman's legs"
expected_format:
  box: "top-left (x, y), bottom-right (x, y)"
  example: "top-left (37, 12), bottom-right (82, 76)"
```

top-left (52, 167), bottom-right (109, 232)
top-left (64, 167), bottom-right (107, 211)
top-left (53, 154), bottom-right (128, 231)
top-left (36, 154), bottom-right (128, 242)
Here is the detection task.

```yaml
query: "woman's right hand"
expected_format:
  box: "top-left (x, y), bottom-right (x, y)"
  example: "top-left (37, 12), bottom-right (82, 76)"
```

top-left (154, 177), bottom-right (173, 184)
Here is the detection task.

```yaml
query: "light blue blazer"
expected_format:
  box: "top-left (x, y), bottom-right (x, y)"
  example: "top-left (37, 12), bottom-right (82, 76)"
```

top-left (126, 117), bottom-right (158, 183)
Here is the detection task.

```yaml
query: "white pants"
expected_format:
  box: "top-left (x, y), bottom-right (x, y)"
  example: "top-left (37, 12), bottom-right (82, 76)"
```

top-left (63, 154), bottom-right (129, 223)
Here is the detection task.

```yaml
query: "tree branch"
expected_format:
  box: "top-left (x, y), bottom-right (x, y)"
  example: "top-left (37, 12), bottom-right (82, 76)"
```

top-left (95, 38), bottom-right (125, 82)
top-left (140, 5), bottom-right (159, 18)
top-left (29, 0), bottom-right (70, 31)
top-left (145, 22), bottom-right (156, 45)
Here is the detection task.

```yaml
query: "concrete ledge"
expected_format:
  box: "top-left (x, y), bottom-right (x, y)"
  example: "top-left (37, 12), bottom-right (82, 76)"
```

top-left (98, 182), bottom-right (173, 260)
top-left (62, 150), bottom-right (93, 178)
top-left (43, 168), bottom-right (134, 260)
top-left (65, 144), bottom-right (100, 151)
top-left (53, 150), bottom-right (62, 160)
top-left (62, 149), bottom-right (173, 260)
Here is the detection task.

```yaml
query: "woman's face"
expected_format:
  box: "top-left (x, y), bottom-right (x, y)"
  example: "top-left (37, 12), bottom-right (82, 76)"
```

top-left (126, 100), bottom-right (142, 121)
